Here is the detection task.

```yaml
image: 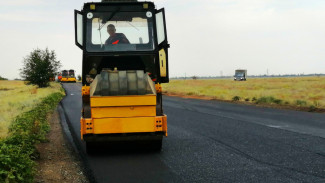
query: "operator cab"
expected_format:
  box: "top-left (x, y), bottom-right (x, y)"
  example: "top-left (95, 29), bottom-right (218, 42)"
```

top-left (62, 70), bottom-right (68, 77)
top-left (69, 69), bottom-right (75, 77)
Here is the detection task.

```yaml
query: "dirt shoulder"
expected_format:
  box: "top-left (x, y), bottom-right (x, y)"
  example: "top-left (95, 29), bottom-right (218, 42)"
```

top-left (34, 110), bottom-right (89, 183)
top-left (164, 92), bottom-right (325, 113)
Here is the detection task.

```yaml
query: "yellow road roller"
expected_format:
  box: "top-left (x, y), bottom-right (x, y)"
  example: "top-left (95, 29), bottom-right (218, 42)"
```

top-left (74, 0), bottom-right (170, 152)
top-left (60, 70), bottom-right (69, 82)
top-left (61, 69), bottom-right (77, 83)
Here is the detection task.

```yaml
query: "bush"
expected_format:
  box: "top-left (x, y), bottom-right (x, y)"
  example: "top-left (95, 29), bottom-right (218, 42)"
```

top-left (0, 136), bottom-right (35, 183)
top-left (244, 98), bottom-right (250, 101)
top-left (252, 97), bottom-right (257, 102)
top-left (296, 100), bottom-right (307, 106)
top-left (232, 96), bottom-right (240, 101)
top-left (20, 48), bottom-right (61, 88)
top-left (273, 99), bottom-right (283, 104)
top-left (313, 101), bottom-right (320, 107)
top-left (255, 96), bottom-right (282, 105)
top-left (309, 105), bottom-right (316, 112)
top-left (0, 92), bottom-right (64, 182)
top-left (255, 96), bottom-right (272, 104)
top-left (187, 92), bottom-right (195, 95)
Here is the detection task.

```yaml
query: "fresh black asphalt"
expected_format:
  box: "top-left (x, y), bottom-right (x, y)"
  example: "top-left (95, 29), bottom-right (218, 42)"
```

top-left (60, 83), bottom-right (325, 183)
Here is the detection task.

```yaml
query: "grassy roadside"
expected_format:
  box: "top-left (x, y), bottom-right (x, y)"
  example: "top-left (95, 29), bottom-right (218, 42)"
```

top-left (0, 81), bottom-right (62, 139)
top-left (162, 77), bottom-right (325, 111)
top-left (0, 82), bottom-right (64, 182)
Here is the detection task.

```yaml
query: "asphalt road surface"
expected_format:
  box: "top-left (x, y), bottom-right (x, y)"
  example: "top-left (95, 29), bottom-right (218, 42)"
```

top-left (60, 83), bottom-right (325, 183)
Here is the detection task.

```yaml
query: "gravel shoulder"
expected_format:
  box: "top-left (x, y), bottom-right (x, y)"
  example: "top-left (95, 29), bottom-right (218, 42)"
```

top-left (34, 110), bottom-right (89, 183)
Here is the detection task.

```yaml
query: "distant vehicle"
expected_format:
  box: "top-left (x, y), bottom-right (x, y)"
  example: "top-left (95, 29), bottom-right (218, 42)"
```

top-left (58, 72), bottom-right (62, 81)
top-left (68, 69), bottom-right (77, 82)
top-left (69, 69), bottom-right (75, 77)
top-left (60, 70), bottom-right (68, 82)
top-left (60, 70), bottom-right (76, 83)
top-left (234, 69), bottom-right (247, 81)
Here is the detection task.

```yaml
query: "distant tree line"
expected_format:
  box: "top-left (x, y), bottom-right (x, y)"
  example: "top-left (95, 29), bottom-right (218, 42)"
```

top-left (171, 73), bottom-right (325, 80)
top-left (0, 76), bottom-right (8, 80)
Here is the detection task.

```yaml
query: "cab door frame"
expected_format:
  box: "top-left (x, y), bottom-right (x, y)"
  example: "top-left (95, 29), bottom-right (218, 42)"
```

top-left (155, 8), bottom-right (169, 83)
top-left (74, 10), bottom-right (84, 49)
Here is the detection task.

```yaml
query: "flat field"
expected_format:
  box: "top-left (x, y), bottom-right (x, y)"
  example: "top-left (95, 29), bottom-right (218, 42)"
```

top-left (162, 76), bottom-right (325, 109)
top-left (0, 81), bottom-right (62, 138)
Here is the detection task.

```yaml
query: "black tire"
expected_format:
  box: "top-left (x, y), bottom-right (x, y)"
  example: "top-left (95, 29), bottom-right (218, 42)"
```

top-left (86, 142), bottom-right (96, 155)
top-left (83, 105), bottom-right (91, 118)
top-left (151, 139), bottom-right (162, 151)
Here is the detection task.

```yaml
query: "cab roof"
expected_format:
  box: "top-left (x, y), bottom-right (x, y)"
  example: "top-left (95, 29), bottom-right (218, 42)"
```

top-left (82, 1), bottom-right (155, 11)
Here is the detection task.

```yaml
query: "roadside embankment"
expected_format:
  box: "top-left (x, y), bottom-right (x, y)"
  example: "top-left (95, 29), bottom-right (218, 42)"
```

top-left (0, 91), bottom-right (64, 182)
top-left (162, 77), bottom-right (325, 112)
top-left (0, 81), bottom-right (89, 182)
top-left (0, 81), bottom-right (63, 138)
top-left (34, 109), bottom-right (88, 183)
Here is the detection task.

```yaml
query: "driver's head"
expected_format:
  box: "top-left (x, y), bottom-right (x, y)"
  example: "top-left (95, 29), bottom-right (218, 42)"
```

top-left (107, 24), bottom-right (116, 36)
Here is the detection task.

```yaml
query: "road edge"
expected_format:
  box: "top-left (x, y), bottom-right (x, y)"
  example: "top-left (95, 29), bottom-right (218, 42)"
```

top-left (58, 102), bottom-right (97, 183)
top-left (163, 93), bottom-right (325, 113)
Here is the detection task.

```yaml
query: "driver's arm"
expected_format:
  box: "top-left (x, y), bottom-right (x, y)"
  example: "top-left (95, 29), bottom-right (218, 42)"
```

top-left (120, 33), bottom-right (130, 44)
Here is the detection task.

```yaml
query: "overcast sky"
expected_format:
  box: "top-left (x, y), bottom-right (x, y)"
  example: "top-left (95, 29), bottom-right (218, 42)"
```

top-left (1, 0), bottom-right (325, 79)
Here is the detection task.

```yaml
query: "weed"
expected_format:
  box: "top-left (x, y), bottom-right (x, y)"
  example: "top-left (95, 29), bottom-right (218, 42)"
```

top-left (309, 105), bottom-right (317, 112)
top-left (187, 92), bottom-right (194, 95)
top-left (232, 96), bottom-right (240, 101)
top-left (245, 98), bottom-right (250, 101)
top-left (313, 100), bottom-right (320, 107)
top-left (296, 100), bottom-right (307, 106)
top-left (256, 96), bottom-right (282, 105)
top-left (256, 96), bottom-right (273, 104)
top-left (273, 99), bottom-right (283, 104)
top-left (30, 88), bottom-right (37, 94)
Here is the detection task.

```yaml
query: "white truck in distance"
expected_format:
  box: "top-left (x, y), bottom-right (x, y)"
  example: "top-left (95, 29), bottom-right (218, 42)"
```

top-left (234, 69), bottom-right (247, 81)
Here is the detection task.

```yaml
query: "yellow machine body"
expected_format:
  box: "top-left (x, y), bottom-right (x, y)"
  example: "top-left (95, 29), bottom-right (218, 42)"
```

top-left (80, 85), bottom-right (167, 140)
top-left (61, 77), bottom-right (77, 82)
top-left (61, 77), bottom-right (68, 82)
top-left (68, 77), bottom-right (77, 82)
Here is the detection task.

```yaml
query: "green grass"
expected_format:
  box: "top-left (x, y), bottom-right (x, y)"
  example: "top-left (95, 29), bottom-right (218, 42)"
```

top-left (255, 96), bottom-right (283, 105)
top-left (0, 92), bottom-right (64, 182)
top-left (162, 77), bottom-right (325, 109)
top-left (0, 81), bottom-right (63, 138)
